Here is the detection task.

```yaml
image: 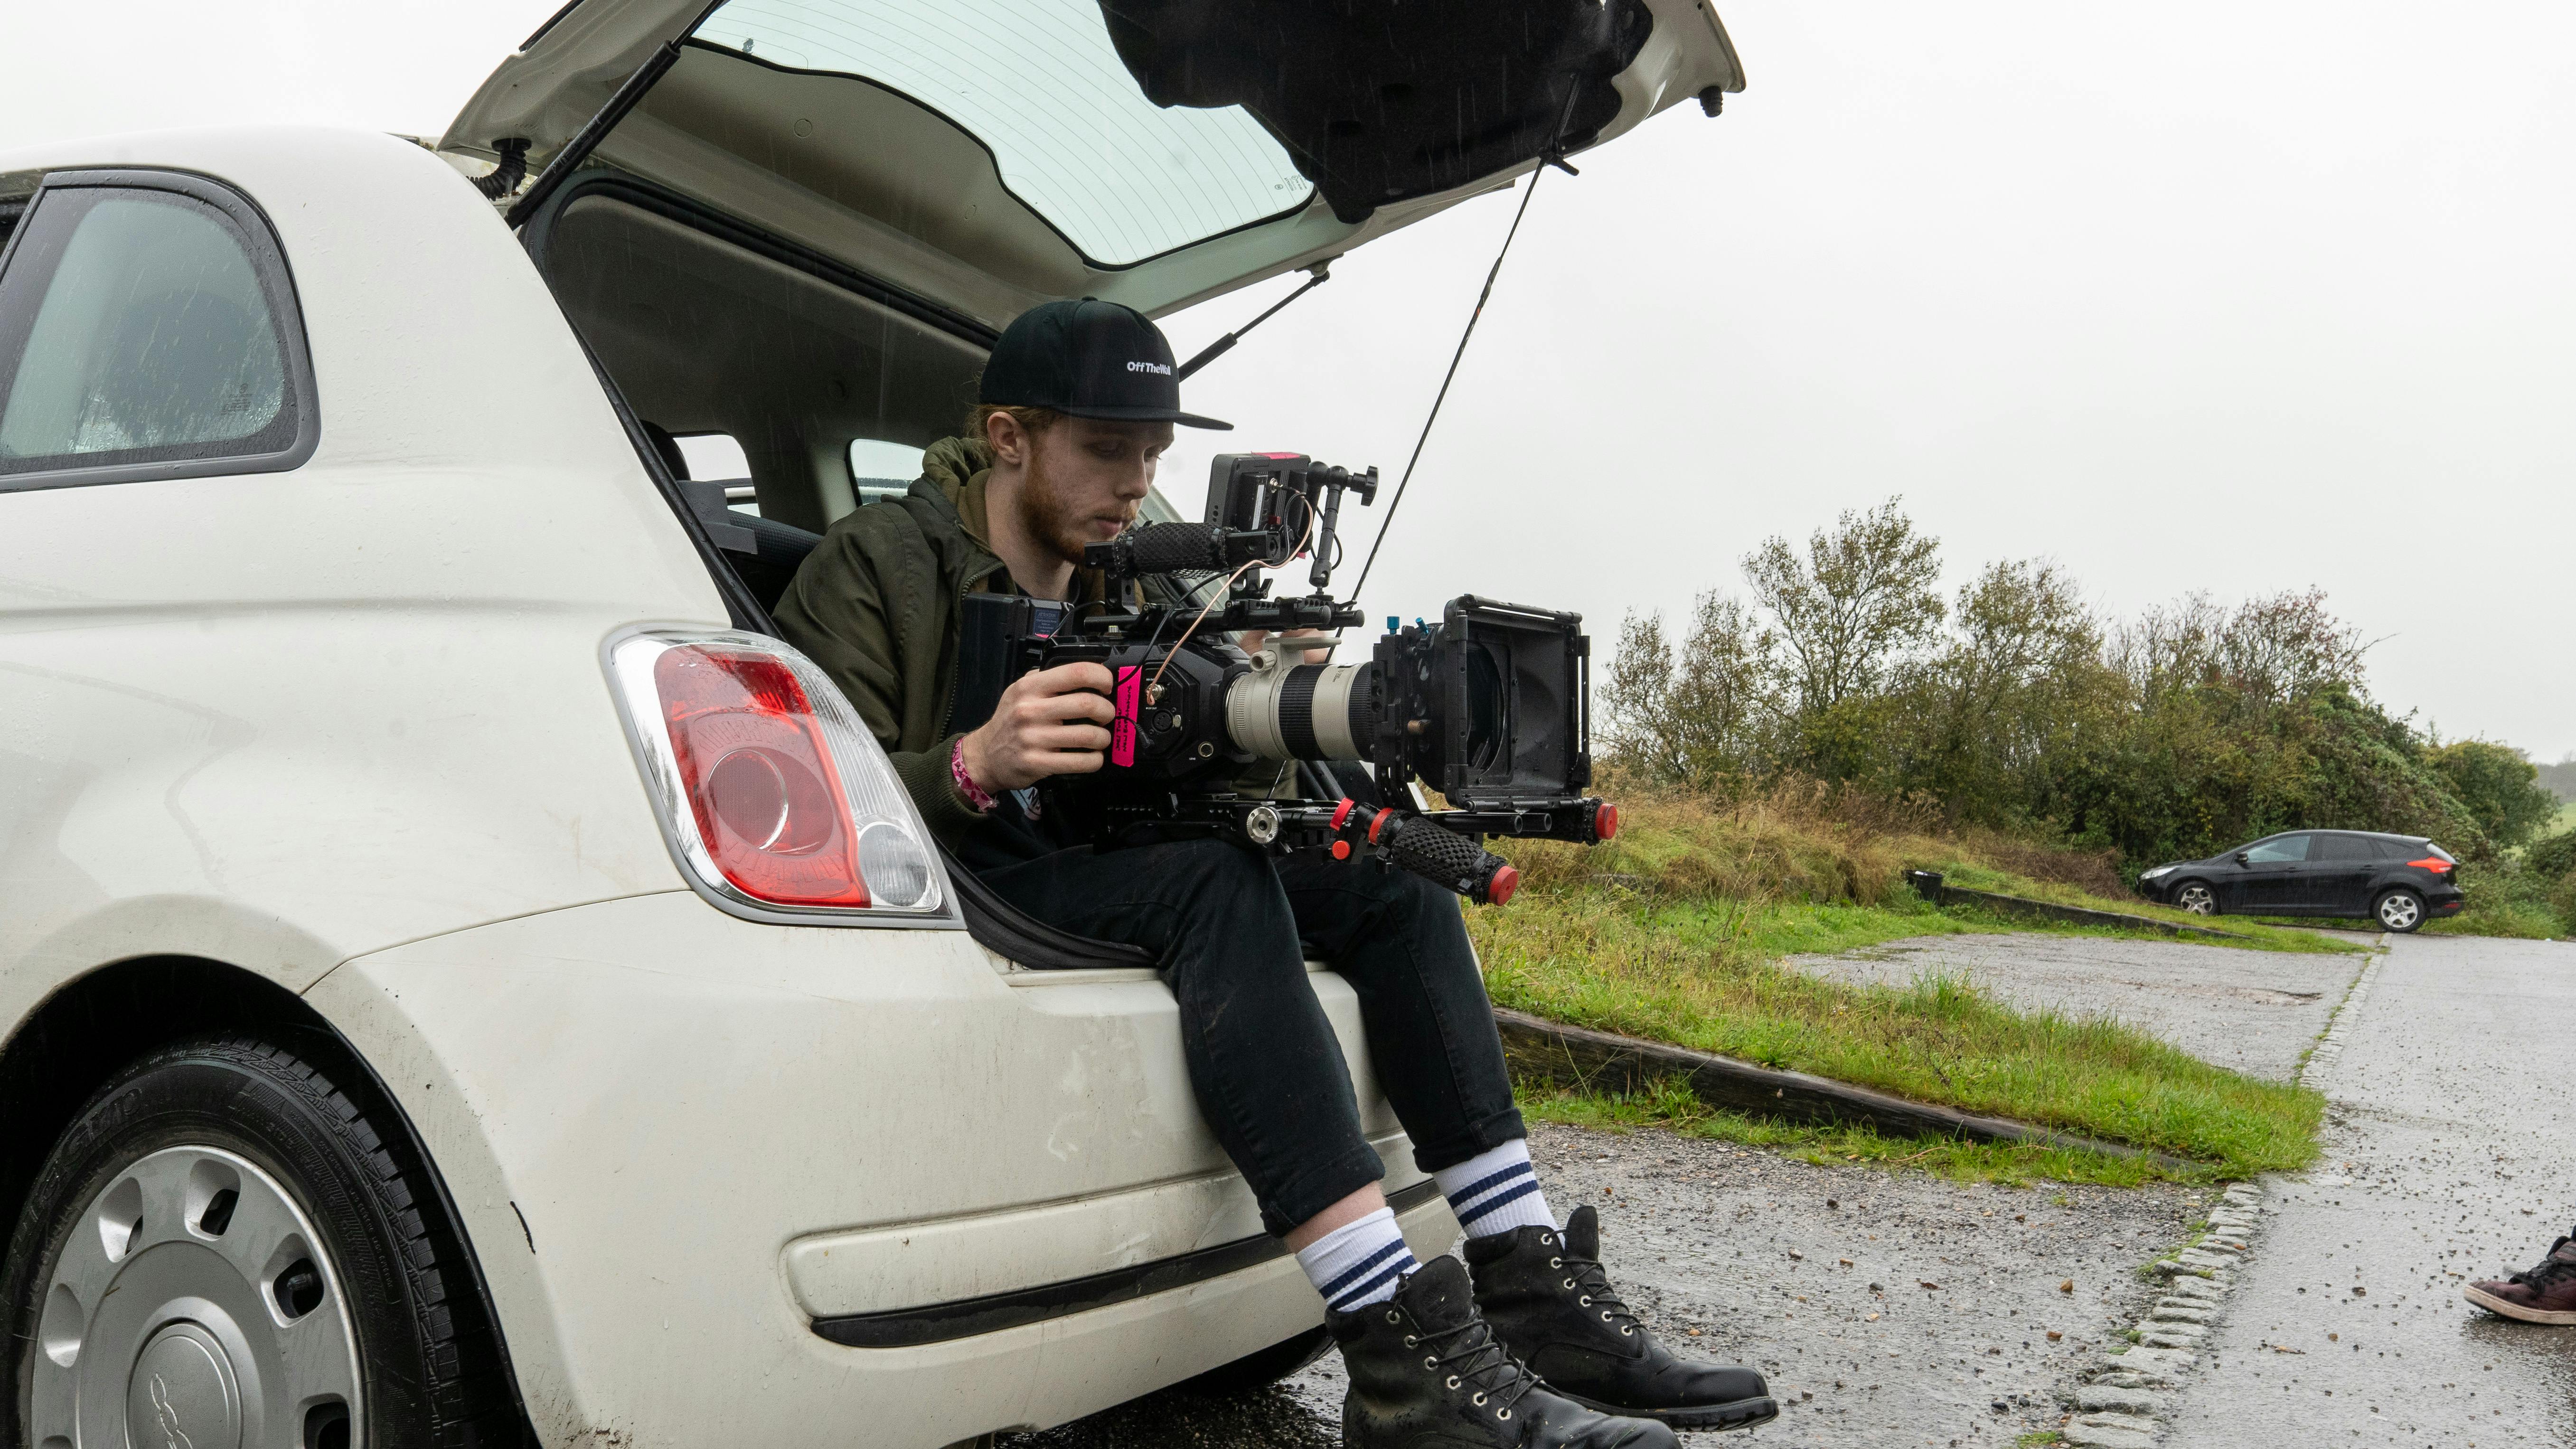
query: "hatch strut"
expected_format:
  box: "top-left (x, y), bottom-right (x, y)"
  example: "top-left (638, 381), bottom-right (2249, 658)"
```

top-left (505, 40), bottom-right (683, 227)
top-left (1175, 260), bottom-right (1335, 382)
top-left (505, 0), bottom-right (731, 228)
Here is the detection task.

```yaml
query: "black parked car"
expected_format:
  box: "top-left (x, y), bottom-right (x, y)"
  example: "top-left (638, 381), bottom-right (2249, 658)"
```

top-left (2134, 831), bottom-right (2464, 933)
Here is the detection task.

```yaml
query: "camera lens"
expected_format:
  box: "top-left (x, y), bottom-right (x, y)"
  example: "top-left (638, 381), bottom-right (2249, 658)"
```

top-left (1225, 661), bottom-right (1377, 762)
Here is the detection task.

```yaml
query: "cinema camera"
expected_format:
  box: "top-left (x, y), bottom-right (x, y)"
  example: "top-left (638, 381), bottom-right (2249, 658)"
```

top-left (950, 453), bottom-right (1618, 904)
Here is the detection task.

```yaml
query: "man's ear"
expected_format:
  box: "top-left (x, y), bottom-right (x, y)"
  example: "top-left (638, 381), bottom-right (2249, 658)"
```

top-left (985, 410), bottom-right (1028, 468)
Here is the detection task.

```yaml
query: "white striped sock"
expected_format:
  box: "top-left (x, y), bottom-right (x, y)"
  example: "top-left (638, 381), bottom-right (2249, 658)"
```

top-left (1294, 1207), bottom-right (1419, 1313)
top-left (1434, 1139), bottom-right (1556, 1238)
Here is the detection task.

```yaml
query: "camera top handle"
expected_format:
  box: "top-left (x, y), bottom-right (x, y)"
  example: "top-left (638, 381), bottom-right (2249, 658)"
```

top-left (1079, 454), bottom-right (1381, 635)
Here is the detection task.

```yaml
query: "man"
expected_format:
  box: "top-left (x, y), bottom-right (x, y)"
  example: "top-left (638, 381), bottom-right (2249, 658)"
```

top-left (775, 299), bottom-right (1772, 1446)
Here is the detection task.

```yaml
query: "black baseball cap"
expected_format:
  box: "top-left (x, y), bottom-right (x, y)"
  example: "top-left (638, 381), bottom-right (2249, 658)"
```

top-left (978, 298), bottom-right (1231, 430)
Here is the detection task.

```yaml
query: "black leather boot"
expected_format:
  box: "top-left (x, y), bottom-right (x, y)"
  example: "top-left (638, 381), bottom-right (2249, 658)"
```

top-left (1331, 1254), bottom-right (1678, 1449)
top-left (1466, 1206), bottom-right (1777, 1432)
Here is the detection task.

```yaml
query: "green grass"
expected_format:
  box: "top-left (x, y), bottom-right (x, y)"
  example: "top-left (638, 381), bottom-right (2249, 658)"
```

top-left (1474, 788), bottom-right (2335, 1181)
top-left (1471, 885), bottom-right (2325, 1177)
top-left (1521, 1077), bottom-right (2192, 1188)
top-left (2017, 1433), bottom-right (2068, 1448)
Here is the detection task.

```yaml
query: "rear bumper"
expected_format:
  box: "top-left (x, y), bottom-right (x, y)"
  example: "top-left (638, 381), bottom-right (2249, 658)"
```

top-left (310, 890), bottom-right (1449, 1446)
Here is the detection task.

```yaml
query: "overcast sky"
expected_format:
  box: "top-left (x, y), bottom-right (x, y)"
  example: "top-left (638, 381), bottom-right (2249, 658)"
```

top-left (8, 1), bottom-right (2568, 758)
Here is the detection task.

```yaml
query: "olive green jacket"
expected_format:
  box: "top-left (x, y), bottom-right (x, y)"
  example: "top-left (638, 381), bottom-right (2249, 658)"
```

top-left (773, 436), bottom-right (1107, 847)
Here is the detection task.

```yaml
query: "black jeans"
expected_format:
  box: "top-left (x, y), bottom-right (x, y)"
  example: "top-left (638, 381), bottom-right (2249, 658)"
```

top-left (966, 835), bottom-right (1525, 1235)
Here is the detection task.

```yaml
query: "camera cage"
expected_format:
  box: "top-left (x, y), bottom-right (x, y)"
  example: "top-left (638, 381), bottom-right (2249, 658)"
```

top-left (942, 452), bottom-right (1616, 903)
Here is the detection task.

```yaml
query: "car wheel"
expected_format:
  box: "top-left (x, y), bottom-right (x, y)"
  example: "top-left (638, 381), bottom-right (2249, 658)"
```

top-left (2173, 882), bottom-right (2219, 916)
top-left (2374, 889), bottom-right (2426, 933)
top-left (4, 1037), bottom-right (516, 1449)
top-left (1171, 1323), bottom-right (1335, 1397)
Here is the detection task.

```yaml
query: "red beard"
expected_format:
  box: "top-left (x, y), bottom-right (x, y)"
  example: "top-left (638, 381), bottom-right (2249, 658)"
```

top-left (1019, 447), bottom-right (1135, 567)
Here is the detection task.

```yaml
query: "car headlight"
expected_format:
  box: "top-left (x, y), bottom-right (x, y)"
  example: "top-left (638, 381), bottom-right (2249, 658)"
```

top-left (2140, 866), bottom-right (2173, 880)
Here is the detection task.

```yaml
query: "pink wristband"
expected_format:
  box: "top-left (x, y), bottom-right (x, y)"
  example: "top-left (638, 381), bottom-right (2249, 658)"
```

top-left (950, 738), bottom-right (996, 812)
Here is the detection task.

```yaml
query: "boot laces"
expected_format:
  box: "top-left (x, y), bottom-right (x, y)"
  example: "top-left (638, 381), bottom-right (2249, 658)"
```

top-left (2509, 1237), bottom-right (2576, 1291)
top-left (1561, 1251), bottom-right (1641, 1334)
top-left (1414, 1315), bottom-right (1540, 1415)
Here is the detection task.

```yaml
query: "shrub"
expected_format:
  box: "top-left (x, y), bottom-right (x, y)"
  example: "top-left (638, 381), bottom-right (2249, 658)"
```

top-left (2426, 741), bottom-right (2561, 849)
top-left (1602, 499), bottom-right (2529, 887)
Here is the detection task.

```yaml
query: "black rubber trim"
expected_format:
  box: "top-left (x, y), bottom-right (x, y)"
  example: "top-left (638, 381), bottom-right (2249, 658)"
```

top-left (1279, 664), bottom-right (1323, 760)
top-left (943, 845), bottom-right (1154, 970)
top-left (810, 1178), bottom-right (1442, 1348)
top-left (518, 0), bottom-right (588, 51)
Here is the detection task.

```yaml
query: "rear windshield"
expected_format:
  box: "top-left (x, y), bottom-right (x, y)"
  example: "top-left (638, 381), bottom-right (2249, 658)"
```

top-left (689, 0), bottom-right (1314, 266)
top-left (2422, 842), bottom-right (2456, 863)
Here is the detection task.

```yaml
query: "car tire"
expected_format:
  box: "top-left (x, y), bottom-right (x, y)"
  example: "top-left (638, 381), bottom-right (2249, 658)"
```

top-left (2172, 882), bottom-right (2219, 916)
top-left (2374, 889), bottom-right (2426, 933)
top-left (3, 1036), bottom-right (517, 1449)
top-left (1171, 1322), bottom-right (1335, 1397)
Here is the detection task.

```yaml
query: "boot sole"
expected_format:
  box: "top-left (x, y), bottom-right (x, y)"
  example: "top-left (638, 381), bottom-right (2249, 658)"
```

top-left (2464, 1285), bottom-right (2576, 1325)
top-left (1559, 1391), bottom-right (1780, 1431)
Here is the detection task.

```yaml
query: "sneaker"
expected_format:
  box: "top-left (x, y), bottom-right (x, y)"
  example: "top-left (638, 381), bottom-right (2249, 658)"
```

top-left (1330, 1254), bottom-right (1677, 1449)
top-left (2465, 1234), bottom-right (2576, 1325)
top-left (1466, 1206), bottom-right (1778, 1431)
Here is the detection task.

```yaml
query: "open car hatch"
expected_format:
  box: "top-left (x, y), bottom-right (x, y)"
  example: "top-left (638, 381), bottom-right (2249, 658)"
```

top-left (443, 0), bottom-right (1743, 332)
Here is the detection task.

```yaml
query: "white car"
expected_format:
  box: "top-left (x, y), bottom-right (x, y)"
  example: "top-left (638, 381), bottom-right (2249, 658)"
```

top-left (0, 3), bottom-right (1739, 1445)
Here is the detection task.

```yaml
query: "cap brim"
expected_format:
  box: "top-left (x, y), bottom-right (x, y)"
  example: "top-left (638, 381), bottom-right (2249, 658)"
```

top-left (1057, 403), bottom-right (1233, 430)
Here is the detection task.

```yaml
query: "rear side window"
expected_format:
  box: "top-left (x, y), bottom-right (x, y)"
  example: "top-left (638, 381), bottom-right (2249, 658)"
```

top-left (0, 172), bottom-right (314, 490)
top-left (848, 437), bottom-right (924, 507)
top-left (2315, 835), bottom-right (2378, 862)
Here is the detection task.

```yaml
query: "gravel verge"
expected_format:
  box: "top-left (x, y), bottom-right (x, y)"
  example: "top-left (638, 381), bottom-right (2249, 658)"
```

top-left (1013, 1120), bottom-right (2217, 1448)
top-left (1782, 933), bottom-right (2367, 1081)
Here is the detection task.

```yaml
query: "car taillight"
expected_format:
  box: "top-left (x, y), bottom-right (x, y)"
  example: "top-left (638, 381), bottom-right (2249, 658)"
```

top-left (608, 630), bottom-right (947, 920)
top-left (2406, 857), bottom-right (2453, 874)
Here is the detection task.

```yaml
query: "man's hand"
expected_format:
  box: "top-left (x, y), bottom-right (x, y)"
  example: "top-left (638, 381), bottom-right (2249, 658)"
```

top-left (959, 662), bottom-right (1118, 793)
top-left (1239, 627), bottom-right (1332, 665)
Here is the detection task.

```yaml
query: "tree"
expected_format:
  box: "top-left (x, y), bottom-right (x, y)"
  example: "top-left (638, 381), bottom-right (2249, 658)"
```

top-left (2426, 740), bottom-right (2561, 849)
top-left (1741, 498), bottom-right (1944, 717)
top-left (1900, 559), bottom-right (2110, 825)
top-left (1601, 593), bottom-right (1775, 788)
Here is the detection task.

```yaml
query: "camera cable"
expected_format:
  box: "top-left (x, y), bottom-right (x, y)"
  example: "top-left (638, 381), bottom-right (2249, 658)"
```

top-left (1144, 505), bottom-right (1319, 700)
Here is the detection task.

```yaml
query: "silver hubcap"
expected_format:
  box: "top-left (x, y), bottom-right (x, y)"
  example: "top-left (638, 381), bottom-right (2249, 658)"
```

top-left (2380, 894), bottom-right (2420, 930)
top-left (30, 1145), bottom-right (361, 1449)
top-left (2176, 884), bottom-right (2214, 914)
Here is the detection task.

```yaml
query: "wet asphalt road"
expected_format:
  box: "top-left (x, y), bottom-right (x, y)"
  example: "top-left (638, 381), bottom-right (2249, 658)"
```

top-left (1010, 1120), bottom-right (2214, 1449)
top-left (2161, 932), bottom-right (2576, 1448)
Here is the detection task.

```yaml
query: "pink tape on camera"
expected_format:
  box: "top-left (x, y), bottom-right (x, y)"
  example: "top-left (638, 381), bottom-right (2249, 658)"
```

top-left (1111, 666), bottom-right (1141, 767)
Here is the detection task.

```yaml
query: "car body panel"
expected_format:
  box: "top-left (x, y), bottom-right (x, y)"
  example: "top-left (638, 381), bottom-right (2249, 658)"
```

top-left (441, 0), bottom-right (1746, 328)
top-left (312, 891), bottom-right (1443, 1444)
top-left (2306, 834), bottom-right (2379, 914)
